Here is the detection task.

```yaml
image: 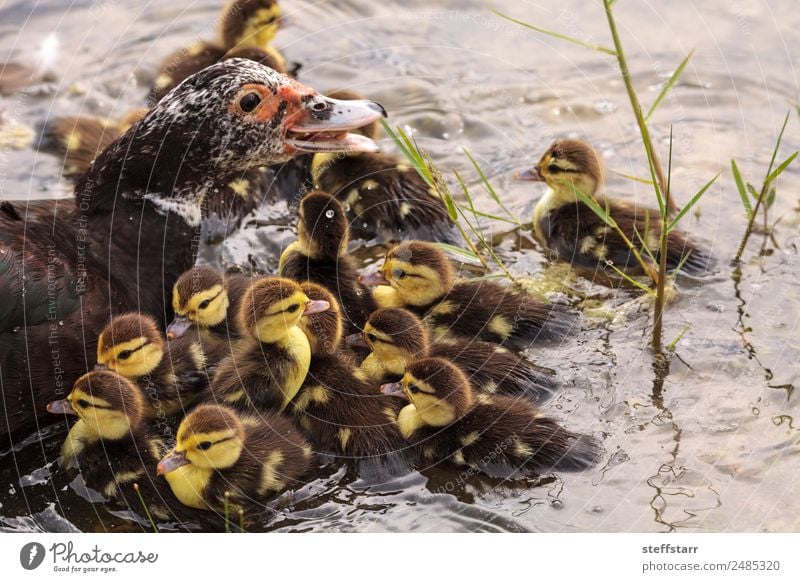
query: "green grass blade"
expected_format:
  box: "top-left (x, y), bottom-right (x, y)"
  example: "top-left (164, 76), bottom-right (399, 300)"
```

top-left (381, 121), bottom-right (433, 187)
top-left (454, 169), bottom-right (481, 225)
top-left (645, 50), bottom-right (694, 121)
top-left (731, 160), bottom-right (752, 219)
top-left (763, 151), bottom-right (798, 185)
top-left (666, 324), bottom-right (692, 352)
top-left (609, 169), bottom-right (655, 185)
top-left (463, 148), bottom-right (521, 225)
top-left (762, 112), bottom-right (791, 181)
top-left (433, 242), bottom-right (483, 265)
top-left (572, 187), bottom-right (619, 229)
top-left (456, 203), bottom-right (520, 224)
top-left (640, 126), bottom-right (666, 216)
top-left (604, 260), bottom-right (656, 294)
top-left (492, 10), bottom-right (617, 55)
top-left (667, 173), bottom-right (719, 231)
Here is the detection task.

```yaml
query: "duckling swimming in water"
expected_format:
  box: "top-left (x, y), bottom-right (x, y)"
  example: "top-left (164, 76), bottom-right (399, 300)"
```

top-left (361, 241), bottom-right (576, 348)
top-left (292, 282), bottom-right (405, 458)
top-left (279, 191), bottom-right (377, 333)
top-left (381, 357), bottom-right (601, 476)
top-left (46, 371), bottom-right (175, 519)
top-left (156, 403), bottom-right (312, 512)
top-left (349, 307), bottom-right (557, 403)
top-left (208, 277), bottom-right (330, 413)
top-left (518, 139), bottom-right (714, 276)
top-left (305, 89), bottom-right (454, 241)
top-left (95, 313), bottom-right (208, 417)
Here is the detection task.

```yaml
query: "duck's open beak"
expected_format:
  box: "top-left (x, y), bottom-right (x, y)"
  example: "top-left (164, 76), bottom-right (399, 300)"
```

top-left (358, 270), bottom-right (390, 287)
top-left (156, 450), bottom-right (189, 476)
top-left (303, 300), bottom-right (331, 316)
top-left (46, 399), bottom-right (76, 415)
top-left (380, 382), bottom-right (408, 400)
top-left (515, 167), bottom-right (544, 182)
top-left (284, 94), bottom-right (385, 154)
top-left (166, 315), bottom-right (192, 339)
top-left (345, 332), bottom-right (369, 348)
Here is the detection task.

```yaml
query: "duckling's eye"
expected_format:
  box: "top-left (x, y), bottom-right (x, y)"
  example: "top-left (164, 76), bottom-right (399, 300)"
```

top-left (548, 164), bottom-right (564, 174)
top-left (287, 304), bottom-right (300, 313)
top-left (118, 350), bottom-right (133, 360)
top-left (239, 92), bottom-right (262, 113)
top-left (408, 385), bottom-right (420, 394)
top-left (366, 333), bottom-right (378, 343)
top-left (197, 441), bottom-right (213, 451)
top-left (76, 399), bottom-right (90, 409)
top-left (392, 268), bottom-right (406, 279)
top-left (198, 299), bottom-right (211, 310)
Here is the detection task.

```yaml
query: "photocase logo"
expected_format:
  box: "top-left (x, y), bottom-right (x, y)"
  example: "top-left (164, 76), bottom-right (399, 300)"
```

top-left (20, 542), bottom-right (46, 570)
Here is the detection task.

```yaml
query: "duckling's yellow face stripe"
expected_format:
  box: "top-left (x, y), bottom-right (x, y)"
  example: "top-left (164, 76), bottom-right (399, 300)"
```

top-left (236, 5), bottom-right (282, 48)
top-left (67, 389), bottom-right (131, 440)
top-left (538, 154), bottom-right (597, 198)
top-left (177, 428), bottom-right (243, 470)
top-left (363, 323), bottom-right (410, 368)
top-left (174, 284), bottom-right (229, 328)
top-left (254, 292), bottom-right (308, 342)
top-left (381, 258), bottom-right (446, 307)
top-left (97, 336), bottom-right (164, 379)
top-left (401, 372), bottom-right (456, 427)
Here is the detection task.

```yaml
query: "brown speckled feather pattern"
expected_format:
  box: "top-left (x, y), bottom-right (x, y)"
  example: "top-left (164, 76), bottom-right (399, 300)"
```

top-left (408, 395), bottom-right (601, 477)
top-left (538, 198), bottom-right (714, 276)
top-left (291, 353), bottom-right (404, 458)
top-left (201, 412), bottom-right (311, 510)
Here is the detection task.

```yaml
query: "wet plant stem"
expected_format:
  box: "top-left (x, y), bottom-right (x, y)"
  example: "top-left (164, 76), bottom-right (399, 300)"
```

top-left (603, 0), bottom-right (676, 215)
top-left (133, 483), bottom-right (158, 533)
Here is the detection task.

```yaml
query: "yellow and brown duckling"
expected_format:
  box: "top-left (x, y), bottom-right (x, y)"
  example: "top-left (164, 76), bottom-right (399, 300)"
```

top-left (167, 265), bottom-right (256, 363)
top-left (156, 403), bottom-right (312, 512)
top-left (96, 313), bottom-right (207, 417)
top-left (208, 277), bottom-right (330, 413)
top-left (292, 283), bottom-right (405, 458)
top-left (46, 371), bottom-right (175, 519)
top-left (350, 308), bottom-right (557, 403)
top-left (306, 89), bottom-right (454, 241)
top-left (381, 358), bottom-right (601, 476)
top-left (279, 191), bottom-right (378, 333)
top-left (519, 139), bottom-right (714, 276)
top-left (361, 241), bottom-right (576, 349)
top-left (148, 0), bottom-right (288, 104)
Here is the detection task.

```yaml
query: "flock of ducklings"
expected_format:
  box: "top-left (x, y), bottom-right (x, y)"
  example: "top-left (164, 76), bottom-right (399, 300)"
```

top-left (29, 0), bottom-right (714, 527)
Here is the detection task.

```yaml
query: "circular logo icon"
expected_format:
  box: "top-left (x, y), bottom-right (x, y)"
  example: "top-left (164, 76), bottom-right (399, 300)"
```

top-left (20, 542), bottom-right (46, 570)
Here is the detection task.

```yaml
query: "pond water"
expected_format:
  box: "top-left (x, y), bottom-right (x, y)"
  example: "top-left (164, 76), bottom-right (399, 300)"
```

top-left (1, 0), bottom-right (798, 532)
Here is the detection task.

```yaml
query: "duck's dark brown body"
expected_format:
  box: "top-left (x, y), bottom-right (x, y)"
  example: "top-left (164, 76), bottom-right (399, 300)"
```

top-left (537, 198), bottom-right (713, 276)
top-left (416, 281), bottom-right (575, 349)
top-left (198, 412), bottom-right (311, 510)
top-left (407, 395), bottom-right (600, 477)
top-left (292, 354), bottom-right (404, 458)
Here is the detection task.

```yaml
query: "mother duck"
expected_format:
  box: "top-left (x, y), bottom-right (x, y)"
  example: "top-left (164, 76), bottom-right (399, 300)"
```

top-left (0, 59), bottom-right (384, 440)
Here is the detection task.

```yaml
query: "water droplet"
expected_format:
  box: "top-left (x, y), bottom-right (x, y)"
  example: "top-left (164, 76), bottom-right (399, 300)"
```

top-left (550, 499), bottom-right (564, 509)
top-left (325, 209), bottom-right (334, 219)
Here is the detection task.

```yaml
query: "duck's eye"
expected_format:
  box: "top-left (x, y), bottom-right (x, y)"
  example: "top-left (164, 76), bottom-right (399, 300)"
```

top-left (408, 385), bottom-right (420, 394)
top-left (118, 350), bottom-right (133, 360)
top-left (239, 92), bottom-right (262, 113)
top-left (197, 441), bottom-right (213, 451)
top-left (287, 304), bottom-right (300, 313)
top-left (548, 164), bottom-right (564, 174)
top-left (76, 399), bottom-right (90, 409)
top-left (392, 268), bottom-right (406, 279)
top-left (366, 333), bottom-right (378, 343)
top-left (198, 299), bottom-right (211, 310)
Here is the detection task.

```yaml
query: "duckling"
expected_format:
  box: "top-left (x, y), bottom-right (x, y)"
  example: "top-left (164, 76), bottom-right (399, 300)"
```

top-left (45, 371), bottom-right (175, 519)
top-left (350, 308), bottom-right (557, 403)
top-left (304, 89), bottom-right (454, 241)
top-left (360, 241), bottom-right (575, 348)
top-left (519, 139), bottom-right (714, 276)
top-left (208, 277), bottom-right (330, 413)
top-left (381, 358), bottom-right (601, 476)
top-left (0, 59), bottom-right (384, 439)
top-left (156, 403), bottom-right (312, 511)
top-left (279, 191), bottom-right (377, 333)
top-left (292, 282), bottom-right (405, 458)
top-left (166, 265), bottom-right (256, 364)
top-left (96, 313), bottom-right (207, 417)
top-left (148, 0), bottom-right (288, 104)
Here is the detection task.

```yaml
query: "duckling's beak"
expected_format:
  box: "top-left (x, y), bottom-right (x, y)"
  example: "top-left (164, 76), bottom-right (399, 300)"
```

top-left (303, 300), bottom-right (331, 316)
top-left (358, 271), bottom-right (390, 287)
top-left (345, 332), bottom-right (368, 348)
top-left (515, 167), bottom-right (544, 182)
top-left (46, 399), bottom-right (76, 415)
top-left (93, 363), bottom-right (108, 371)
top-left (380, 382), bottom-right (408, 400)
top-left (166, 315), bottom-right (192, 339)
top-left (284, 94), bottom-right (385, 154)
top-left (156, 451), bottom-right (189, 476)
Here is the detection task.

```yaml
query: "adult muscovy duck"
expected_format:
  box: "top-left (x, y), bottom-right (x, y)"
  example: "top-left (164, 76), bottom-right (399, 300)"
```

top-left (0, 58), bottom-right (384, 440)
